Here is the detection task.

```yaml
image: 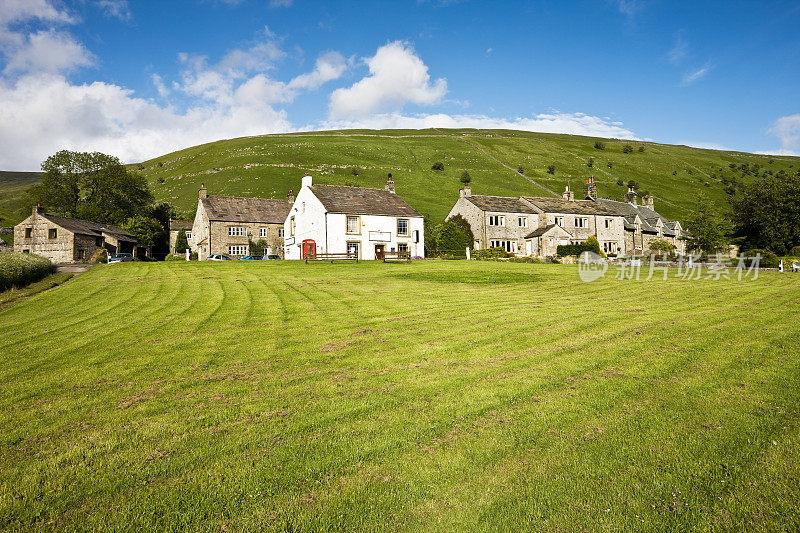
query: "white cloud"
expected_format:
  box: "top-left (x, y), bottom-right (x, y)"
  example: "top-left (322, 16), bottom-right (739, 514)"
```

top-left (269, 0), bottom-right (293, 6)
top-left (2, 29), bottom-right (94, 74)
top-left (765, 114), bottom-right (800, 155)
top-left (96, 0), bottom-right (132, 21)
top-left (321, 111), bottom-right (639, 140)
top-left (329, 41), bottom-right (447, 119)
top-left (668, 32), bottom-right (687, 65)
top-left (151, 73), bottom-right (169, 97)
top-left (682, 63), bottom-right (711, 85)
top-left (288, 51), bottom-right (346, 90)
top-left (0, 0), bottom-right (75, 26)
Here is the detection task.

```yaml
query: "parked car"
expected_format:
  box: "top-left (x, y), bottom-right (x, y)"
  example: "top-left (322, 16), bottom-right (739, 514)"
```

top-left (108, 253), bottom-right (133, 263)
top-left (239, 255), bottom-right (263, 261)
top-left (264, 254), bottom-right (281, 260)
top-left (206, 254), bottom-right (232, 261)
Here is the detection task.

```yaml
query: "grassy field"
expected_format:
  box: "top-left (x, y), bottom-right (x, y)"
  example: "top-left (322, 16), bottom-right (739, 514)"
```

top-left (0, 171), bottom-right (40, 231)
top-left (1, 260), bottom-right (799, 531)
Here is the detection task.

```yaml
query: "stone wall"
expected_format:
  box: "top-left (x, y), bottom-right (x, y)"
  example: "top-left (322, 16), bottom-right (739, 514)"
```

top-left (14, 213), bottom-right (78, 263)
top-left (208, 221), bottom-right (285, 257)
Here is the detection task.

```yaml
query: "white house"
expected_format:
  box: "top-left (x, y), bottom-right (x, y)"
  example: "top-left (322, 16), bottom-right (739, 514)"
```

top-left (283, 175), bottom-right (424, 260)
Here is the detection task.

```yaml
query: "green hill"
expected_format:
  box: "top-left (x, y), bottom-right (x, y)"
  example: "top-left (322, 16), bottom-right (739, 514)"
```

top-left (134, 129), bottom-right (799, 223)
top-left (0, 171), bottom-right (40, 228)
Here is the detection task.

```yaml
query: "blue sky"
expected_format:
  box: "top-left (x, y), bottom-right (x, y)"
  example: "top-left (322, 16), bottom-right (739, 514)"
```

top-left (0, 0), bottom-right (798, 169)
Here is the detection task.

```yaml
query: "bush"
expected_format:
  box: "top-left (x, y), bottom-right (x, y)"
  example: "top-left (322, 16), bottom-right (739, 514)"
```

top-left (460, 170), bottom-right (471, 184)
top-left (474, 247), bottom-right (509, 260)
top-left (546, 165), bottom-right (555, 174)
top-left (741, 249), bottom-right (779, 269)
top-left (638, 145), bottom-right (646, 152)
top-left (434, 215), bottom-right (474, 254)
top-left (431, 162), bottom-right (444, 171)
top-left (518, 166), bottom-right (524, 174)
top-left (622, 144), bottom-right (633, 154)
top-left (175, 229), bottom-right (189, 254)
top-left (0, 253), bottom-right (54, 292)
top-left (594, 141), bottom-right (605, 150)
top-left (587, 157), bottom-right (594, 168)
top-left (557, 237), bottom-right (601, 257)
top-left (791, 245), bottom-right (800, 257)
top-left (616, 179), bottom-right (624, 186)
top-left (350, 167), bottom-right (359, 176)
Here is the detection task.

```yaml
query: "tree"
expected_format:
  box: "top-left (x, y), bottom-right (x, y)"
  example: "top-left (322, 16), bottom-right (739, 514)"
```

top-left (175, 230), bottom-right (189, 254)
top-left (607, 162), bottom-right (613, 169)
top-left (587, 157), bottom-right (594, 168)
top-left (460, 170), bottom-right (471, 184)
top-left (729, 172), bottom-right (800, 255)
top-left (249, 238), bottom-right (268, 256)
top-left (434, 215), bottom-right (474, 253)
top-left (431, 162), bottom-right (444, 171)
top-left (622, 144), bottom-right (633, 153)
top-left (638, 145), bottom-right (646, 153)
top-left (648, 239), bottom-right (675, 258)
top-left (627, 180), bottom-right (638, 189)
top-left (350, 167), bottom-right (359, 176)
top-left (29, 150), bottom-right (153, 226)
top-left (123, 215), bottom-right (165, 249)
top-left (546, 165), bottom-right (555, 174)
top-left (594, 141), bottom-right (605, 150)
top-left (518, 166), bottom-right (524, 174)
top-left (685, 193), bottom-right (733, 255)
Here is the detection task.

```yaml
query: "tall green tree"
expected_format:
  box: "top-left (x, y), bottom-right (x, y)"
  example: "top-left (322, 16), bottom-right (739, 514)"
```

top-left (434, 215), bottom-right (475, 253)
top-left (29, 150), bottom-right (153, 226)
top-left (685, 193), bottom-right (732, 255)
top-left (729, 172), bottom-right (800, 255)
top-left (175, 230), bottom-right (189, 254)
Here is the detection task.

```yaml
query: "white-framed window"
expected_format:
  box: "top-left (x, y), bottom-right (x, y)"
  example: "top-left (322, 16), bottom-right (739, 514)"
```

top-left (604, 219), bottom-right (613, 229)
top-left (397, 243), bottom-right (409, 253)
top-left (603, 242), bottom-right (618, 254)
top-left (228, 245), bottom-right (248, 256)
top-left (518, 217), bottom-right (528, 228)
top-left (228, 226), bottom-right (245, 236)
top-left (346, 241), bottom-right (360, 258)
top-left (488, 215), bottom-right (505, 226)
top-left (278, 228), bottom-right (284, 238)
top-left (290, 216), bottom-right (295, 236)
top-left (554, 216), bottom-right (564, 227)
top-left (259, 227), bottom-right (268, 238)
top-left (185, 232), bottom-right (192, 240)
top-left (397, 218), bottom-right (409, 236)
top-left (575, 217), bottom-right (588, 228)
top-left (489, 240), bottom-right (517, 253)
top-left (346, 215), bottom-right (360, 234)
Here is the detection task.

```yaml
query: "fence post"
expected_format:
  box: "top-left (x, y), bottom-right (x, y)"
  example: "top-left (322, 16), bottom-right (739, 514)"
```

top-left (466, 247), bottom-right (471, 261)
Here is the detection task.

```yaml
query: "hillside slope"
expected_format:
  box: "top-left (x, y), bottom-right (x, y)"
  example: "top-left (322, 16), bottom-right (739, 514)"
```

top-left (0, 171), bottom-right (40, 227)
top-left (135, 129), bottom-right (799, 224)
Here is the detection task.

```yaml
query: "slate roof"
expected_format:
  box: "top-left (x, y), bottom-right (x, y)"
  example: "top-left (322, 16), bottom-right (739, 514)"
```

top-left (309, 184), bottom-right (422, 217)
top-left (596, 198), bottom-right (683, 236)
top-left (202, 196), bottom-right (292, 224)
top-left (41, 213), bottom-right (136, 241)
top-left (169, 219), bottom-right (193, 231)
top-left (525, 224), bottom-right (573, 239)
top-left (522, 196), bottom-right (618, 216)
top-left (464, 195), bottom-right (538, 214)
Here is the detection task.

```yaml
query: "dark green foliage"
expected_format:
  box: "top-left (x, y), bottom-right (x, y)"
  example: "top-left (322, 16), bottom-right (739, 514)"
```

top-left (29, 150), bottom-right (153, 226)
top-left (607, 162), bottom-right (613, 169)
top-left (616, 179), bottom-right (624, 186)
top-left (459, 170), bottom-right (471, 184)
top-left (434, 215), bottom-right (474, 254)
top-left (594, 141), bottom-right (605, 150)
top-left (546, 165), bottom-right (555, 174)
top-left (627, 180), bottom-right (638, 189)
top-left (557, 238), bottom-right (601, 257)
top-left (638, 145), bottom-right (646, 153)
top-left (685, 193), bottom-right (733, 254)
top-left (729, 172), bottom-right (800, 255)
top-left (517, 166), bottom-right (524, 174)
top-left (175, 230), bottom-right (189, 254)
top-left (431, 162), bottom-right (444, 171)
top-left (473, 247), bottom-right (509, 259)
top-left (789, 245), bottom-right (800, 257)
top-left (587, 158), bottom-right (594, 168)
top-left (249, 238), bottom-right (268, 256)
top-left (350, 167), bottom-right (359, 176)
top-left (672, 170), bottom-right (678, 176)
top-left (741, 249), bottom-right (780, 268)
top-left (648, 239), bottom-right (676, 258)
top-left (622, 144), bottom-right (633, 154)
top-left (123, 215), bottom-right (164, 248)
top-left (0, 252), bottom-right (53, 292)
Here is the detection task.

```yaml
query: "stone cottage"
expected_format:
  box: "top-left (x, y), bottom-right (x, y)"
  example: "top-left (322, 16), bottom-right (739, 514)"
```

top-left (14, 206), bottom-right (141, 263)
top-left (190, 185), bottom-right (293, 259)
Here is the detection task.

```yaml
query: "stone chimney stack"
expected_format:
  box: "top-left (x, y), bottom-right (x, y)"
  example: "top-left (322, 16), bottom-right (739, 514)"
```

top-left (583, 176), bottom-right (597, 200)
top-left (460, 183), bottom-right (472, 197)
top-left (562, 184), bottom-right (575, 202)
top-left (199, 184), bottom-right (207, 199)
top-left (32, 204), bottom-right (45, 215)
top-left (287, 189), bottom-right (295, 204)
top-left (643, 194), bottom-right (654, 210)
top-left (625, 186), bottom-right (638, 205)
top-left (385, 173), bottom-right (396, 194)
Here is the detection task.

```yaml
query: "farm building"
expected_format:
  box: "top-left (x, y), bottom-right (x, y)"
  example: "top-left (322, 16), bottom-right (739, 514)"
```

top-left (284, 175), bottom-right (424, 260)
top-left (13, 206), bottom-right (142, 263)
top-left (190, 185), bottom-right (293, 260)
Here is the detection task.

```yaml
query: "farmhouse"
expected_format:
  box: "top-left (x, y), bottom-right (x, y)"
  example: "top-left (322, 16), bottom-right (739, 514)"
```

top-left (13, 206), bottom-right (141, 263)
top-left (446, 183), bottom-right (626, 257)
top-left (190, 185), bottom-right (293, 260)
top-left (284, 175), bottom-right (424, 260)
top-left (168, 220), bottom-right (193, 255)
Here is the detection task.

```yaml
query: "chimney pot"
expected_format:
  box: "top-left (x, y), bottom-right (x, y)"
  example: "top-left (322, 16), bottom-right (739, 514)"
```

top-left (287, 189), bottom-right (295, 204)
top-left (583, 175), bottom-right (597, 200)
top-left (385, 173), bottom-right (396, 193)
top-left (199, 184), bottom-right (207, 199)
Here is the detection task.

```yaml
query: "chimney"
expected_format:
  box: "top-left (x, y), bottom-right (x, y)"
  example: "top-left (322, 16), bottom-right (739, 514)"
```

top-left (32, 204), bottom-right (44, 215)
top-left (199, 184), bottom-right (207, 199)
top-left (583, 176), bottom-right (597, 200)
top-left (625, 186), bottom-right (638, 205)
top-left (385, 173), bottom-right (396, 194)
top-left (562, 184), bottom-right (575, 202)
top-left (287, 189), bottom-right (295, 204)
top-left (643, 194), bottom-right (654, 210)
top-left (460, 183), bottom-right (472, 197)
top-left (301, 175), bottom-right (313, 188)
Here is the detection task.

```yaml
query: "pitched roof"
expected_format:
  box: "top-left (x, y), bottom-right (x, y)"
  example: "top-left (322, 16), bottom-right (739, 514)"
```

top-left (309, 184), bottom-right (421, 217)
top-left (201, 196), bottom-right (292, 224)
top-left (525, 223), bottom-right (573, 238)
top-left (596, 198), bottom-right (680, 235)
top-left (41, 213), bottom-right (136, 241)
top-left (169, 219), bottom-right (193, 231)
top-left (522, 196), bottom-right (619, 216)
top-left (464, 195), bottom-right (538, 214)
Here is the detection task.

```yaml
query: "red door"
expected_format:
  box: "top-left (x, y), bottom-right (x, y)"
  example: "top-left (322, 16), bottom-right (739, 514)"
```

top-left (302, 239), bottom-right (316, 259)
top-left (374, 244), bottom-right (385, 260)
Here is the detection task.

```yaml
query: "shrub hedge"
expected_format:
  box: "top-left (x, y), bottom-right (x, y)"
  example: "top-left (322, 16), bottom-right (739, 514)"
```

top-left (0, 252), bottom-right (54, 292)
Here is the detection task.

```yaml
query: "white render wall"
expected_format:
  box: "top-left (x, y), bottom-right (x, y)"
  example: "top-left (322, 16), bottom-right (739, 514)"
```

top-left (283, 181), bottom-right (425, 260)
